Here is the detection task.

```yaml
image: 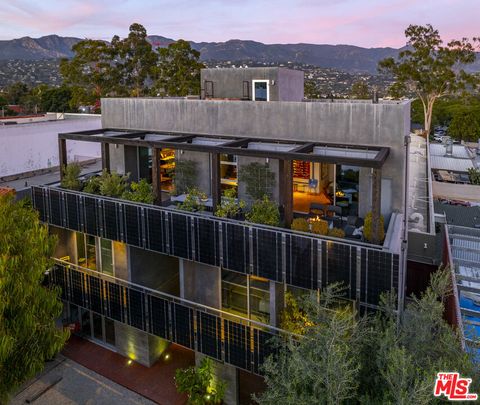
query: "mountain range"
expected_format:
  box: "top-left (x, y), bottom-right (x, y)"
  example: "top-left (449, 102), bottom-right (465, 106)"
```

top-left (0, 34), bottom-right (479, 74)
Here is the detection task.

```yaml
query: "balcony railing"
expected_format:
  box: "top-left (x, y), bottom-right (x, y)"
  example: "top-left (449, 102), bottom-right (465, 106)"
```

top-left (32, 185), bottom-right (400, 310)
top-left (50, 259), bottom-right (280, 375)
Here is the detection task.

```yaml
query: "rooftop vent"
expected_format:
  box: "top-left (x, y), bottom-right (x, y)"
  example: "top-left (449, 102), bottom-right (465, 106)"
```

top-left (444, 137), bottom-right (453, 156)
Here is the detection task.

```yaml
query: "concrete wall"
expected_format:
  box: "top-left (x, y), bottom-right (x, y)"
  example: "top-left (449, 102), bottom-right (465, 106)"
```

top-left (180, 260), bottom-right (221, 309)
top-left (114, 321), bottom-right (168, 367)
top-left (50, 226), bottom-right (77, 262)
top-left (109, 144), bottom-right (125, 174)
top-left (101, 98), bottom-right (409, 214)
top-left (200, 67), bottom-right (303, 102)
top-left (129, 247), bottom-right (180, 295)
top-left (0, 117), bottom-right (101, 177)
top-left (278, 68), bottom-right (304, 101)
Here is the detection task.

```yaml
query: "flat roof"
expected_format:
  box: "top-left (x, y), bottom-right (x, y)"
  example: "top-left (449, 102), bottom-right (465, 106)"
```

top-left (59, 128), bottom-right (390, 169)
top-left (430, 155), bottom-right (475, 172)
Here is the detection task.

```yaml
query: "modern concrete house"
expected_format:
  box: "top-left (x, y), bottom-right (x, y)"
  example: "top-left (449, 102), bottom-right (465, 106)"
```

top-left (31, 68), bottom-right (411, 403)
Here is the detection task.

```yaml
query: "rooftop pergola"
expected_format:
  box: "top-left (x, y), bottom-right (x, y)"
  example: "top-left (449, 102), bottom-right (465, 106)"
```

top-left (58, 128), bottom-right (389, 236)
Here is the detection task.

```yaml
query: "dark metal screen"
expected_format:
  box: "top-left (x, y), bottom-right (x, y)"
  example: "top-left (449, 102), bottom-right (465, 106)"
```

top-left (34, 186), bottom-right (400, 310)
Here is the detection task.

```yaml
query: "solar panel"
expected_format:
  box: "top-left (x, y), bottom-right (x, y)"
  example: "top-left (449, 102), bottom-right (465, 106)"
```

top-left (107, 282), bottom-right (124, 322)
top-left (253, 228), bottom-right (282, 282)
top-left (124, 204), bottom-right (142, 247)
top-left (196, 312), bottom-right (222, 359)
top-left (169, 213), bottom-right (192, 259)
top-left (102, 200), bottom-right (119, 241)
top-left (66, 193), bottom-right (80, 231)
top-left (222, 223), bottom-right (249, 274)
top-left (87, 275), bottom-right (103, 314)
top-left (194, 218), bottom-right (219, 266)
top-left (127, 288), bottom-right (145, 331)
top-left (48, 189), bottom-right (63, 227)
top-left (172, 303), bottom-right (194, 349)
top-left (149, 295), bottom-right (170, 339)
top-left (224, 320), bottom-right (251, 371)
top-left (146, 208), bottom-right (167, 253)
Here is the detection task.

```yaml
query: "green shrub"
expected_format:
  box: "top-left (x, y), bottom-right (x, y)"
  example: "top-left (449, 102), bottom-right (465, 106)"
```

top-left (60, 162), bottom-right (82, 190)
top-left (175, 357), bottom-right (226, 404)
top-left (246, 195), bottom-right (280, 226)
top-left (83, 176), bottom-right (101, 194)
top-left (468, 167), bottom-right (480, 185)
top-left (328, 227), bottom-right (346, 238)
top-left (311, 219), bottom-right (329, 235)
top-left (122, 179), bottom-right (155, 204)
top-left (98, 170), bottom-right (129, 198)
top-left (291, 217), bottom-right (309, 232)
top-left (215, 188), bottom-right (246, 218)
top-left (178, 187), bottom-right (208, 212)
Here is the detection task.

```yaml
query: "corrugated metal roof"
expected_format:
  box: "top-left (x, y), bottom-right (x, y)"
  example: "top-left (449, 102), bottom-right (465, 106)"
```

top-left (430, 143), bottom-right (472, 159)
top-left (430, 155), bottom-right (474, 172)
top-left (435, 203), bottom-right (480, 228)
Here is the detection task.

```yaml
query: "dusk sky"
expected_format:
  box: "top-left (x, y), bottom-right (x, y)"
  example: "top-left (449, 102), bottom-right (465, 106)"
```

top-left (0, 0), bottom-right (478, 48)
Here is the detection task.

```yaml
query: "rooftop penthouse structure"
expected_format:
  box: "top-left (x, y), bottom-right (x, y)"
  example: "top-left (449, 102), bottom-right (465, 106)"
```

top-left (31, 68), bottom-right (411, 403)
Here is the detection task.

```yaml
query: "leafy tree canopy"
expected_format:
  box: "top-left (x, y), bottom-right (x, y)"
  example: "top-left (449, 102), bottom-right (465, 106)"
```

top-left (257, 267), bottom-right (477, 405)
top-left (379, 24), bottom-right (479, 134)
top-left (0, 196), bottom-right (68, 403)
top-left (350, 80), bottom-right (370, 99)
top-left (153, 39), bottom-right (204, 97)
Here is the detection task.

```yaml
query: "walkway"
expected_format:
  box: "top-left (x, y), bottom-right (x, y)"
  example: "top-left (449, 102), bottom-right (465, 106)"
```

top-left (61, 335), bottom-right (195, 405)
top-left (10, 355), bottom-right (155, 405)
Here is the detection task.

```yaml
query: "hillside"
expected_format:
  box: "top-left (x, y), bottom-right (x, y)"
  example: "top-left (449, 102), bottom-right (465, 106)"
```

top-left (0, 34), bottom-right (478, 74)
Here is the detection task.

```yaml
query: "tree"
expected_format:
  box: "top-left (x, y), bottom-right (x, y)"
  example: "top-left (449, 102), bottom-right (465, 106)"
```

top-left (153, 39), bottom-right (204, 97)
top-left (60, 39), bottom-right (119, 103)
top-left (350, 80), bottom-right (370, 99)
top-left (447, 107), bottom-right (480, 141)
top-left (379, 24), bottom-right (479, 135)
top-left (0, 195), bottom-right (69, 403)
top-left (257, 268), bottom-right (477, 404)
top-left (5, 82), bottom-right (29, 105)
top-left (468, 168), bottom-right (480, 185)
top-left (114, 23), bottom-right (157, 97)
top-left (39, 86), bottom-right (73, 112)
top-left (304, 79), bottom-right (318, 99)
top-left (257, 285), bottom-right (365, 405)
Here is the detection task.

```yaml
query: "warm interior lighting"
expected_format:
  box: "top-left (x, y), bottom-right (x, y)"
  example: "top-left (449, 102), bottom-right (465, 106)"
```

top-left (127, 359), bottom-right (133, 366)
top-left (164, 353), bottom-right (170, 360)
top-left (336, 190), bottom-right (345, 197)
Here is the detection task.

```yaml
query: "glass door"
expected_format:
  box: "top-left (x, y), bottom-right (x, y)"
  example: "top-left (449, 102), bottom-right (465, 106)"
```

top-left (252, 80), bottom-right (269, 101)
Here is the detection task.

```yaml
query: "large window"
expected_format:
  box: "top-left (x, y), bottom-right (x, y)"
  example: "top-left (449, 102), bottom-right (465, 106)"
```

top-left (77, 233), bottom-right (97, 270)
top-left (335, 165), bottom-right (360, 217)
top-left (76, 234), bottom-right (113, 275)
top-left (222, 271), bottom-right (248, 317)
top-left (100, 239), bottom-right (114, 276)
top-left (220, 153), bottom-right (238, 193)
top-left (221, 270), bottom-right (270, 323)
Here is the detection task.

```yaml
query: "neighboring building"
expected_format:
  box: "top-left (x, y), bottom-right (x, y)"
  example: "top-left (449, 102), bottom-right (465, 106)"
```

top-left (0, 113), bottom-right (101, 198)
top-left (31, 69), bottom-right (410, 403)
top-left (409, 134), bottom-right (480, 354)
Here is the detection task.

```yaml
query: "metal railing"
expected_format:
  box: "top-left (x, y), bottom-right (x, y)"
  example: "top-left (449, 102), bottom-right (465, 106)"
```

top-left (50, 258), bottom-right (285, 375)
top-left (32, 185), bottom-right (401, 310)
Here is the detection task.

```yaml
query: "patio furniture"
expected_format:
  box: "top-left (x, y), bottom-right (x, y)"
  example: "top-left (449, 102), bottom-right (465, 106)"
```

top-left (347, 216), bottom-right (358, 226)
top-left (309, 203), bottom-right (325, 217)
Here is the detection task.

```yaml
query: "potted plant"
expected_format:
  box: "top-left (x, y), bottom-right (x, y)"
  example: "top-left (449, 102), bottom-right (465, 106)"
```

top-left (175, 357), bottom-right (226, 404)
top-left (246, 195), bottom-right (280, 226)
top-left (215, 188), bottom-right (246, 219)
top-left (60, 162), bottom-right (82, 191)
top-left (178, 187), bottom-right (208, 212)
